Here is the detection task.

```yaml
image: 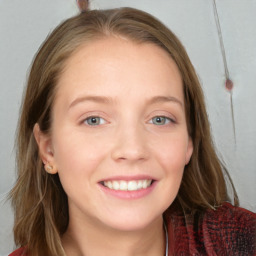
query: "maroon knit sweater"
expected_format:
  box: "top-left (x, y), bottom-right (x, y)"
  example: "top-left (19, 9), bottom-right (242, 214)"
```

top-left (9, 203), bottom-right (256, 256)
top-left (165, 202), bottom-right (256, 255)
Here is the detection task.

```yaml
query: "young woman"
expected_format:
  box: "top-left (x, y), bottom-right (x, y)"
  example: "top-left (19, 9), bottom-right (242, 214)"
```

top-left (9, 5), bottom-right (255, 256)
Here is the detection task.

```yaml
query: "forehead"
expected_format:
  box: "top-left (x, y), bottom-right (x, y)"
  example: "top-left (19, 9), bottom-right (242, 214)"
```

top-left (55, 36), bottom-right (183, 105)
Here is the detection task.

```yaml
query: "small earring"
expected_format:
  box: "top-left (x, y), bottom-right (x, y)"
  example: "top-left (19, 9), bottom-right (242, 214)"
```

top-left (44, 164), bottom-right (57, 174)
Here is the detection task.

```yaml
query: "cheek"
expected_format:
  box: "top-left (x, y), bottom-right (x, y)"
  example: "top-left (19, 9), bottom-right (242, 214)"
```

top-left (151, 135), bottom-right (189, 171)
top-left (52, 134), bottom-right (107, 199)
top-left (53, 128), bottom-right (107, 163)
top-left (150, 137), bottom-right (187, 211)
top-left (51, 129), bottom-right (111, 189)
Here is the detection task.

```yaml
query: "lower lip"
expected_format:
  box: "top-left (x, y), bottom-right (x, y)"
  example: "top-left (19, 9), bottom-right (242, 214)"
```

top-left (98, 181), bottom-right (157, 200)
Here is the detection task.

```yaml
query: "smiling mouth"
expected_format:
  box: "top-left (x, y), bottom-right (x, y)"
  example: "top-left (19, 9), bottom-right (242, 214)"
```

top-left (100, 179), bottom-right (154, 191)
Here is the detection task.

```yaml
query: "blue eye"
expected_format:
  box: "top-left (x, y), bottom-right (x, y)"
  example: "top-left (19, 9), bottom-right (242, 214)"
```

top-left (84, 116), bottom-right (106, 126)
top-left (151, 116), bottom-right (172, 125)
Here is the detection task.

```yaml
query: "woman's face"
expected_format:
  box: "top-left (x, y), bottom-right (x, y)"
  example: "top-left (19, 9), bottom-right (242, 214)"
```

top-left (41, 37), bottom-right (193, 231)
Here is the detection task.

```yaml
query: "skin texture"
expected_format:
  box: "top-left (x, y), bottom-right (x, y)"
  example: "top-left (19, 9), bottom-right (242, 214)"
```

top-left (34, 37), bottom-right (193, 256)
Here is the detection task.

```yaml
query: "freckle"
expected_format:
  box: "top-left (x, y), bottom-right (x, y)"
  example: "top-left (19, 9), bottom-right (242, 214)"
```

top-left (225, 79), bottom-right (233, 92)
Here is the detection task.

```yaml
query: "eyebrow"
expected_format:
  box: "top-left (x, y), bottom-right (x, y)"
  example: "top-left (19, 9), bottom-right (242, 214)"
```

top-left (68, 95), bottom-right (183, 110)
top-left (69, 95), bottom-right (113, 109)
top-left (147, 96), bottom-right (183, 108)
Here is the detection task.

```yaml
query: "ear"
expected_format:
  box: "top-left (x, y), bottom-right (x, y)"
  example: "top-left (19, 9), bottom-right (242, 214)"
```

top-left (185, 137), bottom-right (193, 165)
top-left (33, 123), bottom-right (58, 174)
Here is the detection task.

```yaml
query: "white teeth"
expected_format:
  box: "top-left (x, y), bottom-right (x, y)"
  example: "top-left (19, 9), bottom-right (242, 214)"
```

top-left (120, 181), bottom-right (128, 190)
top-left (106, 181), bottom-right (113, 189)
top-left (137, 180), bottom-right (143, 189)
top-left (128, 181), bottom-right (137, 191)
top-left (113, 181), bottom-right (119, 190)
top-left (103, 179), bottom-right (152, 191)
top-left (142, 180), bottom-right (148, 189)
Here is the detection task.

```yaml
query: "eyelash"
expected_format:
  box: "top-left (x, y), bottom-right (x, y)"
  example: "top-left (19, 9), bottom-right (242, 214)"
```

top-left (83, 116), bottom-right (107, 126)
top-left (82, 115), bottom-right (175, 127)
top-left (149, 116), bottom-right (176, 126)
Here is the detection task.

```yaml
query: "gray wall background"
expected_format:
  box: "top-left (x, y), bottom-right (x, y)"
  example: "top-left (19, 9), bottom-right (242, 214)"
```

top-left (1, 0), bottom-right (255, 255)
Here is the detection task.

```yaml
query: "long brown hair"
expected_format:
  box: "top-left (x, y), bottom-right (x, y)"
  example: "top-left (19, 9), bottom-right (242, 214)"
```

top-left (10, 7), bottom-right (237, 256)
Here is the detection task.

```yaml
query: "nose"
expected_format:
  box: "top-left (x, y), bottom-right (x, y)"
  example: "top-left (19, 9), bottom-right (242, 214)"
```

top-left (111, 124), bottom-right (149, 163)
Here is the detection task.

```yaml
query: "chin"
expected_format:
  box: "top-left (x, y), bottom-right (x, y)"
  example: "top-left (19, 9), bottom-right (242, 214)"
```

top-left (97, 209), bottom-right (164, 233)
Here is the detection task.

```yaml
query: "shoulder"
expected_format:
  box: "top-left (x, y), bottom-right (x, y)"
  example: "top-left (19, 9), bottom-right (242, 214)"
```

top-left (204, 202), bottom-right (256, 223)
top-left (166, 202), bottom-right (256, 255)
top-left (9, 247), bottom-right (27, 256)
top-left (202, 202), bottom-right (256, 234)
top-left (202, 203), bottom-right (256, 254)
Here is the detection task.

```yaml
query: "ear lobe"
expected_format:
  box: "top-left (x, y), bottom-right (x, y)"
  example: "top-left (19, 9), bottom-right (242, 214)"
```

top-left (44, 163), bottom-right (58, 174)
top-left (185, 137), bottom-right (193, 165)
top-left (33, 124), bottom-right (57, 172)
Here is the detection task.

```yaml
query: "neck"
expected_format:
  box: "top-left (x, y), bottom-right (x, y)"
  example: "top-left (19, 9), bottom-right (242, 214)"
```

top-left (62, 216), bottom-right (165, 256)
